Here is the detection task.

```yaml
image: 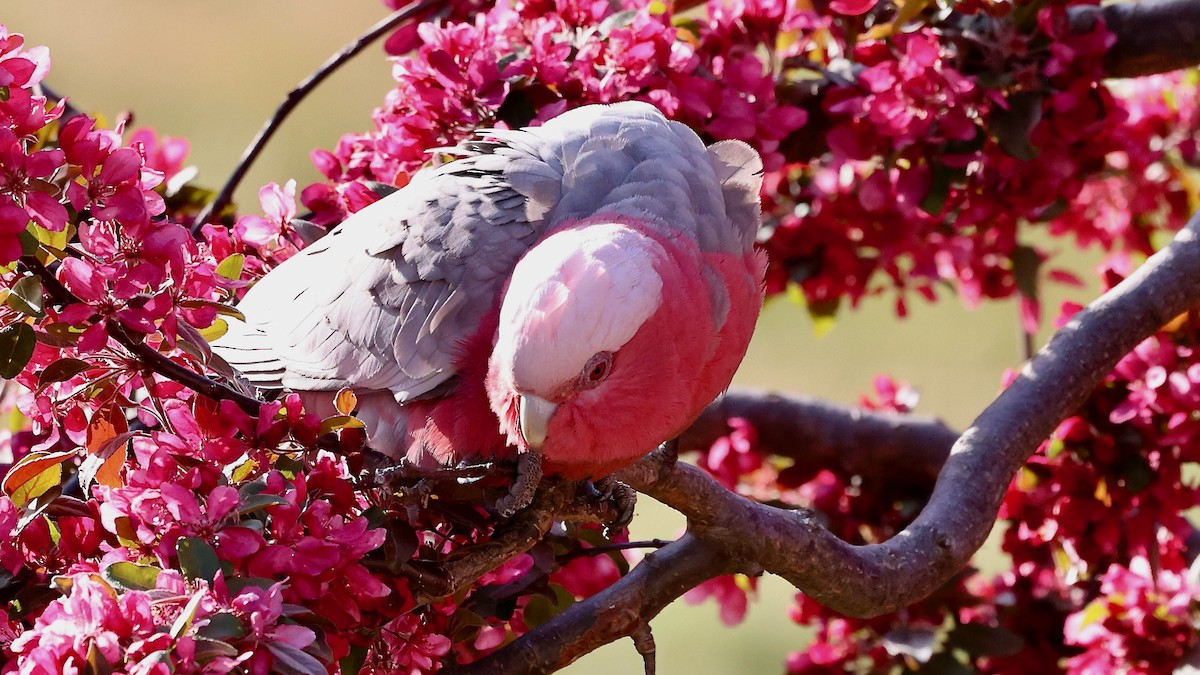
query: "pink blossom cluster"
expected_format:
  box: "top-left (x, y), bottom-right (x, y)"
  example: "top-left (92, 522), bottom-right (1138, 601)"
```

top-left (988, 289), bottom-right (1200, 673)
top-left (1064, 557), bottom-right (1199, 674)
top-left (304, 0), bottom-right (807, 222)
top-left (302, 0), bottom-right (1200, 330)
top-left (0, 20), bottom-right (557, 674)
top-left (9, 572), bottom-right (318, 675)
top-left (762, 5), bottom-right (1194, 327)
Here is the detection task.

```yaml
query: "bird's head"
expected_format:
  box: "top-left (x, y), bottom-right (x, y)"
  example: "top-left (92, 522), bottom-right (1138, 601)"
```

top-left (486, 219), bottom-right (715, 478)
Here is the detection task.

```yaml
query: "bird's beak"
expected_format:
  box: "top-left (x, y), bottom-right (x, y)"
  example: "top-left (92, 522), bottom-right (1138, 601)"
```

top-left (518, 394), bottom-right (557, 450)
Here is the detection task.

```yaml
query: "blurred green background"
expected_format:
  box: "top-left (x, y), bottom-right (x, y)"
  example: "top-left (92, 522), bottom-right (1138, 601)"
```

top-left (5, 3), bottom-right (1103, 672)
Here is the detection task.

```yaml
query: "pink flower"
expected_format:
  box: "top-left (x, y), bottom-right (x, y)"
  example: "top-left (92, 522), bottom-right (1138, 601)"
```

top-left (0, 127), bottom-right (68, 232)
top-left (0, 26), bottom-right (50, 89)
top-left (828, 0), bottom-right (878, 15)
top-left (232, 180), bottom-right (303, 264)
top-left (684, 574), bottom-right (757, 626)
top-left (696, 417), bottom-right (762, 490)
top-left (365, 612), bottom-right (453, 674)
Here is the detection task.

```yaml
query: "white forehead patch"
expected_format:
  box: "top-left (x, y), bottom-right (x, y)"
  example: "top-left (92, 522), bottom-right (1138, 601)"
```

top-left (496, 223), bottom-right (665, 393)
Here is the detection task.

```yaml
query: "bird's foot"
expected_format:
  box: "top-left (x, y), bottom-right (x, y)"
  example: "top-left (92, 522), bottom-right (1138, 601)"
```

top-left (495, 451), bottom-right (544, 517)
top-left (585, 476), bottom-right (637, 537)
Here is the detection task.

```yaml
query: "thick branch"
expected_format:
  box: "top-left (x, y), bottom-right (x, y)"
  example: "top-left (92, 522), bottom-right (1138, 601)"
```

top-left (477, 206), bottom-right (1200, 670)
top-left (637, 208), bottom-right (1200, 617)
top-left (680, 390), bottom-right (957, 492)
top-left (447, 534), bottom-right (737, 675)
top-left (1071, 0), bottom-right (1200, 78)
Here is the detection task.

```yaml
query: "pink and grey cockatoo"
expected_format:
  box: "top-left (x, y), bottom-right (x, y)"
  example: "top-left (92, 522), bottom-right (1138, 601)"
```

top-left (215, 102), bottom-right (765, 480)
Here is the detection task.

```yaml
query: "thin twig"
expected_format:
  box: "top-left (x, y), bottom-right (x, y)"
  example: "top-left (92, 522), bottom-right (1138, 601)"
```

top-left (19, 256), bottom-right (263, 415)
top-left (447, 534), bottom-right (736, 674)
top-left (559, 539), bottom-right (672, 561)
top-left (191, 0), bottom-right (444, 232)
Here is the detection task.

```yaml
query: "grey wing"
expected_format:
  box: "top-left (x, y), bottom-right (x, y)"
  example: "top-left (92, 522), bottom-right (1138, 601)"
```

top-left (213, 100), bottom-right (752, 400)
top-left (214, 148), bottom-right (556, 402)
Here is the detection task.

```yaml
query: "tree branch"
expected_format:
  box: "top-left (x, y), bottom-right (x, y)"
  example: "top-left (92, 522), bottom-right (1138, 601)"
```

top-left (679, 390), bottom-right (958, 493)
top-left (410, 481), bottom-right (624, 606)
top-left (19, 256), bottom-right (263, 415)
top-left (1071, 0), bottom-right (1200, 78)
top-left (642, 207), bottom-right (1200, 617)
top-left (190, 0), bottom-right (444, 232)
top-left (447, 534), bottom-right (738, 675)
top-left (472, 207), bottom-right (1200, 668)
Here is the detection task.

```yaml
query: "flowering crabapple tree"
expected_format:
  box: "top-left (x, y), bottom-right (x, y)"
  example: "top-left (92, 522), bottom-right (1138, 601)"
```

top-left (2, 0), bottom-right (1200, 673)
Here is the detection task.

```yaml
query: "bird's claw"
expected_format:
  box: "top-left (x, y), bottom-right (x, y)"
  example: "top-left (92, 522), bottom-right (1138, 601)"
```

top-left (495, 451), bottom-right (544, 517)
top-left (587, 476), bottom-right (637, 537)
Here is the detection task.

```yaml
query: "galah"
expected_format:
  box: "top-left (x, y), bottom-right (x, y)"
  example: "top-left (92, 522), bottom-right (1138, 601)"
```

top-left (215, 102), bottom-right (766, 480)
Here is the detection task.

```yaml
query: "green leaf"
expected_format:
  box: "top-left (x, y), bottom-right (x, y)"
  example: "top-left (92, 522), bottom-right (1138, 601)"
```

top-left (87, 640), bottom-right (116, 675)
top-left (197, 612), bottom-right (247, 641)
top-left (236, 493), bottom-right (289, 516)
top-left (522, 583), bottom-right (575, 629)
top-left (266, 642), bottom-right (327, 675)
top-left (1075, 600), bottom-right (1110, 630)
top-left (915, 652), bottom-right (977, 675)
top-left (29, 221), bottom-right (70, 253)
top-left (893, 0), bottom-right (934, 26)
top-left (1011, 245), bottom-right (1042, 301)
top-left (339, 645), bottom-right (369, 675)
top-left (8, 464), bottom-right (61, 509)
top-left (171, 591), bottom-right (206, 638)
top-left (177, 537), bottom-right (221, 583)
top-left (318, 415), bottom-right (366, 436)
top-left (215, 254), bottom-right (245, 281)
top-left (0, 323), bottom-right (37, 379)
top-left (947, 622), bottom-right (1024, 658)
top-left (193, 637), bottom-right (240, 663)
top-left (7, 276), bottom-right (44, 317)
top-left (17, 229), bottom-right (39, 257)
top-left (237, 480), bottom-right (269, 498)
top-left (991, 91), bottom-right (1043, 161)
top-left (14, 485), bottom-right (61, 533)
top-left (226, 576), bottom-right (276, 595)
top-left (37, 322), bottom-right (83, 348)
top-left (4, 449), bottom-right (74, 508)
top-left (103, 561), bottom-right (161, 592)
top-left (920, 162), bottom-right (954, 216)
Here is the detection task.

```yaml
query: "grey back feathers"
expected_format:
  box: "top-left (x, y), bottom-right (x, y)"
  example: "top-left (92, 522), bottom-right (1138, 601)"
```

top-left (213, 101), bottom-right (763, 403)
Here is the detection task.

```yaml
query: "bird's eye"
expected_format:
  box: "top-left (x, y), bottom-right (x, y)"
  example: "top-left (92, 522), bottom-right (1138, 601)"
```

top-left (580, 351), bottom-right (614, 388)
